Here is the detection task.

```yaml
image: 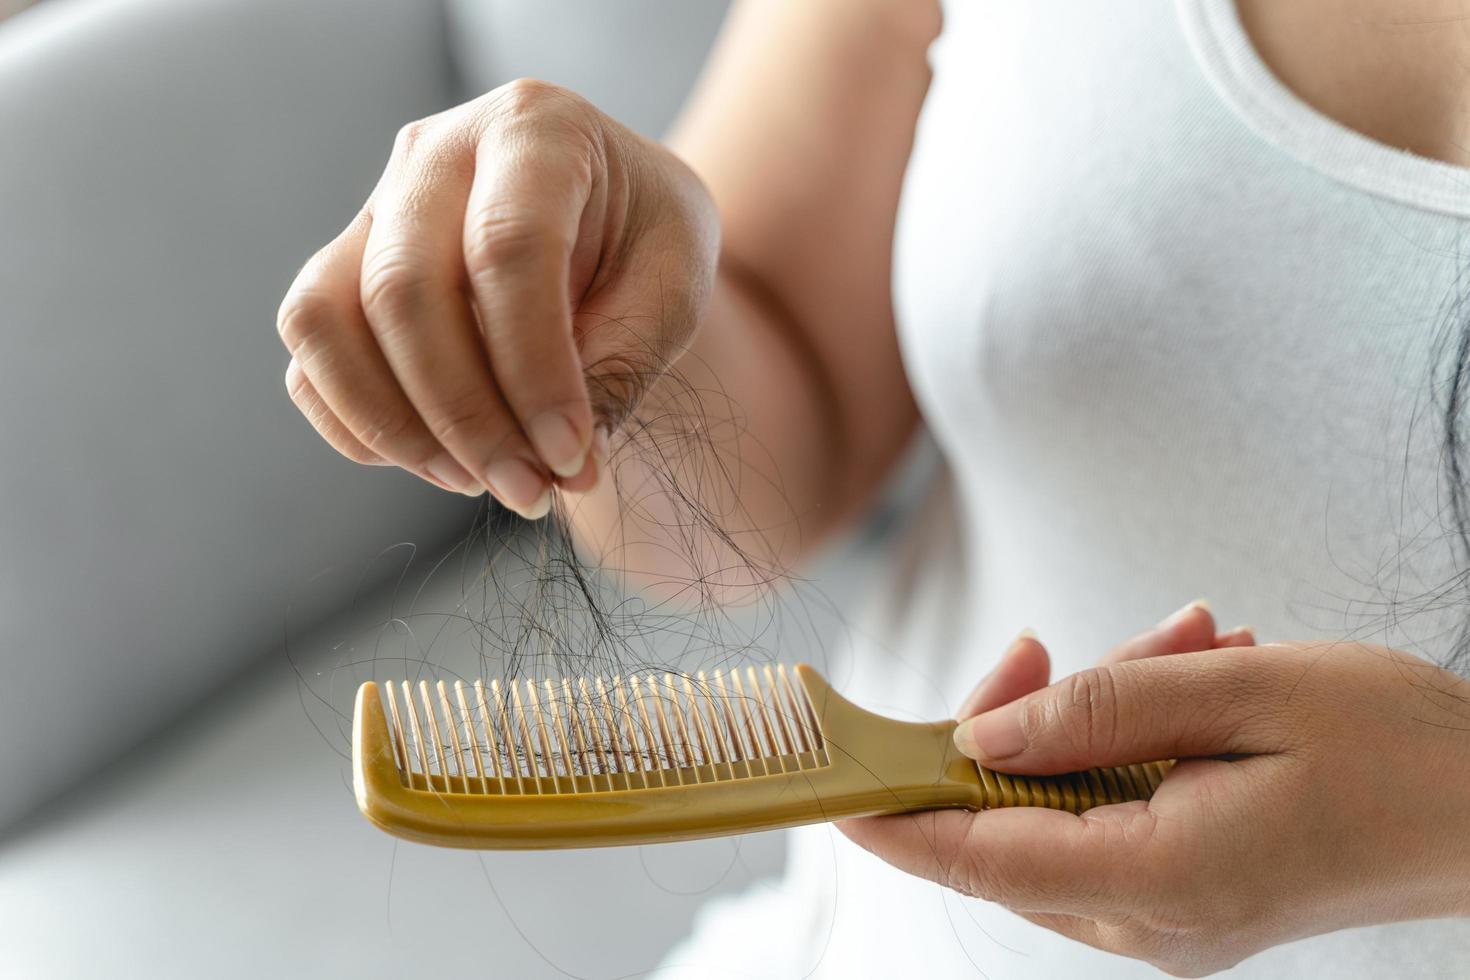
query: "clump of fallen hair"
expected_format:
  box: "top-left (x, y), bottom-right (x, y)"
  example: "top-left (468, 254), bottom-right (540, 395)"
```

top-left (289, 343), bottom-right (835, 764)
top-left (474, 351), bottom-right (800, 682)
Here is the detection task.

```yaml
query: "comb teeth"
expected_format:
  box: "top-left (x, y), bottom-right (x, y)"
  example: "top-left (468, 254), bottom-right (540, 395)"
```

top-left (382, 665), bottom-right (830, 795)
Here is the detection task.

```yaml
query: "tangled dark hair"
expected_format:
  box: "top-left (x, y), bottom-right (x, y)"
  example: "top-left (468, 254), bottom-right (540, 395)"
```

top-left (1432, 290), bottom-right (1470, 674)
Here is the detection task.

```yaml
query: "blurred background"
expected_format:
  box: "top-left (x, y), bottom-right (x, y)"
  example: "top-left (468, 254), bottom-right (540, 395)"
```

top-left (0, 1), bottom-right (899, 976)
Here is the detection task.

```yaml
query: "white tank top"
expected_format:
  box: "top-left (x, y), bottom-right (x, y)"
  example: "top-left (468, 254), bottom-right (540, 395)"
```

top-left (664, 2), bottom-right (1470, 975)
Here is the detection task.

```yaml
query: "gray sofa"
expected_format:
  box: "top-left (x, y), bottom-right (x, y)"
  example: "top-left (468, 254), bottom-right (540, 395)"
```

top-left (0, 2), bottom-right (873, 976)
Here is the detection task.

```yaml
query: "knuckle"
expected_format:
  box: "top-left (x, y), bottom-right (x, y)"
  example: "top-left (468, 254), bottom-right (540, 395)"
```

top-left (283, 361), bottom-right (311, 401)
top-left (463, 212), bottom-right (564, 276)
top-left (355, 409), bottom-right (419, 458)
top-left (300, 398), bottom-right (337, 434)
top-left (478, 78), bottom-right (596, 151)
top-left (1119, 891), bottom-right (1248, 977)
top-left (276, 286), bottom-right (336, 354)
top-left (420, 389), bottom-right (504, 453)
top-left (359, 247), bottom-right (434, 328)
top-left (941, 826), bottom-right (1018, 904)
top-left (489, 77), bottom-right (572, 118)
top-left (286, 377), bottom-right (378, 466)
top-left (391, 118), bottom-right (433, 158)
top-left (1051, 667), bottom-right (1124, 758)
top-left (943, 849), bottom-right (997, 901)
top-left (334, 439), bottom-right (381, 466)
top-left (389, 112), bottom-right (473, 181)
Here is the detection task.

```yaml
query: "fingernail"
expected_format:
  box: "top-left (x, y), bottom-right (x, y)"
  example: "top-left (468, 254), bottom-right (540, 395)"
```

top-left (953, 702), bottom-right (1027, 761)
top-left (527, 410), bottom-right (588, 479)
top-left (1160, 597), bottom-right (1210, 629)
top-left (960, 629), bottom-right (1037, 717)
top-left (425, 452), bottom-right (481, 495)
top-left (484, 456), bottom-right (551, 520)
top-left (1219, 624), bottom-right (1255, 645)
top-left (518, 487), bottom-right (552, 520)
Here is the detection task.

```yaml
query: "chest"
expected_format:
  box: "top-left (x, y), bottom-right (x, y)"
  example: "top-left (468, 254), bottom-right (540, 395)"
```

top-left (890, 1), bottom-right (1466, 589)
top-left (897, 4), bottom-right (1450, 422)
top-left (1237, 0), bottom-right (1470, 168)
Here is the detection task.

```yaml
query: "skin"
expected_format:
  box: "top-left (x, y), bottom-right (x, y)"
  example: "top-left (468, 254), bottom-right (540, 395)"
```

top-left (1237, 0), bottom-right (1470, 168)
top-left (277, 0), bottom-right (1470, 971)
top-left (844, 607), bottom-right (1470, 976)
top-left (278, 0), bottom-right (930, 579)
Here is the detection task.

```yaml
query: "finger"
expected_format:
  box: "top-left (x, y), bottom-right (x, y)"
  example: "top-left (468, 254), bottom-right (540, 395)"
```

top-left (277, 211), bottom-right (482, 495)
top-left (952, 648), bottom-right (1292, 773)
top-left (553, 424), bottom-right (608, 497)
top-left (464, 95), bottom-right (596, 484)
top-left (838, 801), bottom-right (1154, 916)
top-left (283, 358), bottom-right (389, 467)
top-left (360, 120), bottom-right (558, 519)
top-left (1214, 625), bottom-right (1256, 648)
top-left (1097, 599), bottom-right (1215, 666)
top-left (956, 631), bottom-right (1050, 719)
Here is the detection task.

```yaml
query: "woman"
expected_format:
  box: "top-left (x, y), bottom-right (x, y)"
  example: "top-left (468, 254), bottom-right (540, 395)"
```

top-left (277, 0), bottom-right (1470, 975)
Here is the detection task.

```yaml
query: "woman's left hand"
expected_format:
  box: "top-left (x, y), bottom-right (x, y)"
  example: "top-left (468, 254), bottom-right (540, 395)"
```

top-left (839, 604), bottom-right (1470, 977)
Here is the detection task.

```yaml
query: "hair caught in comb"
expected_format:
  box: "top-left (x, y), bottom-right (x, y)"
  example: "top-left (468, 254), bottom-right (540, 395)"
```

top-left (381, 666), bottom-right (828, 796)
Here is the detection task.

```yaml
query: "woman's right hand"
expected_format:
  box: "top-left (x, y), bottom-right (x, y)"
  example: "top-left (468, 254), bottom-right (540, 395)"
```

top-left (277, 79), bottom-right (720, 517)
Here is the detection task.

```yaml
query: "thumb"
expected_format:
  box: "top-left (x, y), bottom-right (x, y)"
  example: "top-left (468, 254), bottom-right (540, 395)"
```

top-left (952, 648), bottom-right (1292, 774)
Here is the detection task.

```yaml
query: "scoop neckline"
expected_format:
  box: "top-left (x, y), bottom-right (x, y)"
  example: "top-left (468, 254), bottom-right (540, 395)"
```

top-left (1177, 0), bottom-right (1470, 219)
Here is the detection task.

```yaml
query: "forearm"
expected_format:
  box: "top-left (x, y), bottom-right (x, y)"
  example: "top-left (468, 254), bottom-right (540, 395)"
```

top-left (566, 264), bottom-right (846, 593)
top-left (566, 0), bottom-right (937, 590)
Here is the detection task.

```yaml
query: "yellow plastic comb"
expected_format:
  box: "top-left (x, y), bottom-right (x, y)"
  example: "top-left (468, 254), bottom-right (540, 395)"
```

top-left (352, 664), bottom-right (1172, 849)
